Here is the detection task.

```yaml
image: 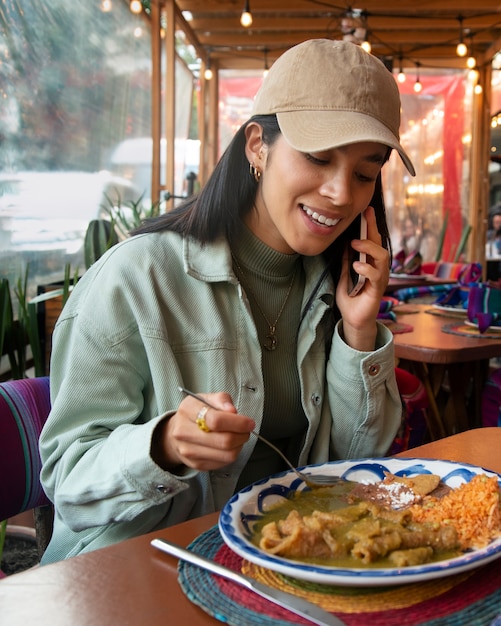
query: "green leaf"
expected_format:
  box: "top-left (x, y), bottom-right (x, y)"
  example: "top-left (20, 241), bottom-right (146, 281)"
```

top-left (453, 224), bottom-right (472, 262)
top-left (435, 210), bottom-right (449, 262)
top-left (0, 518), bottom-right (7, 565)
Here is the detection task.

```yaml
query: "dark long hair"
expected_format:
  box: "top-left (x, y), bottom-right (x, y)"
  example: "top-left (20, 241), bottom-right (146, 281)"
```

top-left (133, 114), bottom-right (392, 322)
top-left (132, 116), bottom-right (277, 243)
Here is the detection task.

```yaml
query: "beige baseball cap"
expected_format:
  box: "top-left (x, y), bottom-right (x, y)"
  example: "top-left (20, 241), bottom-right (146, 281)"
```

top-left (251, 39), bottom-right (415, 176)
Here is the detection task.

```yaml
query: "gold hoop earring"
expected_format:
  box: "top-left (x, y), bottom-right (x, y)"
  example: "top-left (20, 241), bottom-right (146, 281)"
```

top-left (249, 162), bottom-right (261, 182)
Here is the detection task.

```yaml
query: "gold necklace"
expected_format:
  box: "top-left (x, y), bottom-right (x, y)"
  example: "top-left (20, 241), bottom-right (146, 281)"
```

top-left (232, 253), bottom-right (297, 351)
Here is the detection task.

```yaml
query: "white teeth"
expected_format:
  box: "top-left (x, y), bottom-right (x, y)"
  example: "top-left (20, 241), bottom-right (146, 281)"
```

top-left (302, 205), bottom-right (339, 227)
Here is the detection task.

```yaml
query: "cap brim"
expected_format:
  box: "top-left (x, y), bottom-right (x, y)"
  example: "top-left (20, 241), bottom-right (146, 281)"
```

top-left (277, 110), bottom-right (416, 177)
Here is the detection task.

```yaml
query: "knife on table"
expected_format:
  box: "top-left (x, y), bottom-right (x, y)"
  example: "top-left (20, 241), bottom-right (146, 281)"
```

top-left (151, 538), bottom-right (347, 626)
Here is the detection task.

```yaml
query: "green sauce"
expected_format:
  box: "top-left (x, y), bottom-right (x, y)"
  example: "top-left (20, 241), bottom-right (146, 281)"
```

top-left (252, 482), bottom-right (462, 568)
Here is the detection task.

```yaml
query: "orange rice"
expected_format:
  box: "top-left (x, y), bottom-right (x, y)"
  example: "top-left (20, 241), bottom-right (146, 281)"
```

top-left (409, 474), bottom-right (501, 550)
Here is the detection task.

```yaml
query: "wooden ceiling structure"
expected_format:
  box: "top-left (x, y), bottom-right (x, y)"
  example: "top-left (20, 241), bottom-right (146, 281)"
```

top-left (175, 0), bottom-right (501, 72)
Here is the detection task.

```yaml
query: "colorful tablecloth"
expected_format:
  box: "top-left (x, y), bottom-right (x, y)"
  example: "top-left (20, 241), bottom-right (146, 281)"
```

top-left (178, 525), bottom-right (501, 626)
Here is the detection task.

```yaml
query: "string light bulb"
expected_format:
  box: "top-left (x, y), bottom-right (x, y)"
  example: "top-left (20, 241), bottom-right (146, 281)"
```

top-left (100, 0), bottom-right (112, 12)
top-left (414, 63), bottom-right (422, 93)
top-left (130, 0), bottom-right (142, 14)
top-left (456, 16), bottom-right (467, 57)
top-left (468, 67), bottom-right (478, 81)
top-left (397, 56), bottom-right (405, 83)
top-left (473, 68), bottom-right (482, 95)
top-left (361, 39), bottom-right (371, 54)
top-left (263, 48), bottom-right (269, 77)
top-left (240, 1), bottom-right (252, 28)
top-left (457, 41), bottom-right (467, 57)
top-left (204, 57), bottom-right (213, 80)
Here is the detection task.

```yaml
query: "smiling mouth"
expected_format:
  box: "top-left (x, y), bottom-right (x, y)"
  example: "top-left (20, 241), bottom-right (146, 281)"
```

top-left (301, 205), bottom-right (340, 227)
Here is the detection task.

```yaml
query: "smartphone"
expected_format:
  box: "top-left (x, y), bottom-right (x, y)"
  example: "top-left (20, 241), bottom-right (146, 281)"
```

top-left (348, 213), bottom-right (367, 297)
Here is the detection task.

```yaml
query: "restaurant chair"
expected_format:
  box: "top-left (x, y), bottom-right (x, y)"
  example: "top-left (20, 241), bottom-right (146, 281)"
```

top-left (389, 367), bottom-right (429, 454)
top-left (433, 261), bottom-right (482, 282)
top-left (0, 377), bottom-right (54, 561)
top-left (392, 283), bottom-right (454, 304)
top-left (482, 367), bottom-right (501, 427)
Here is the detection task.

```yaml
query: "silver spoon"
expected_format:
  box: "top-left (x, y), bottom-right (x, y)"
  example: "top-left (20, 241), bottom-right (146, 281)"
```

top-left (178, 387), bottom-right (343, 489)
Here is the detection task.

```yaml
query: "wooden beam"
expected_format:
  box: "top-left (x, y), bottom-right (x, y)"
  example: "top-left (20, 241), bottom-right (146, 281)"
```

top-left (164, 0), bottom-right (176, 211)
top-left (469, 52), bottom-right (494, 271)
top-left (150, 0), bottom-right (162, 207)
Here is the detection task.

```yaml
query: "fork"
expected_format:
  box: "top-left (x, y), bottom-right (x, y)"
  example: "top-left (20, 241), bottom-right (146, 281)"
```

top-left (178, 387), bottom-right (343, 489)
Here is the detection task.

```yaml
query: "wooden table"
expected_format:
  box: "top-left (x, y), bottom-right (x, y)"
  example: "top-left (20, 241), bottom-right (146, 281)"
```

top-left (1, 428), bottom-right (501, 626)
top-left (392, 304), bottom-right (501, 438)
top-left (386, 275), bottom-right (456, 293)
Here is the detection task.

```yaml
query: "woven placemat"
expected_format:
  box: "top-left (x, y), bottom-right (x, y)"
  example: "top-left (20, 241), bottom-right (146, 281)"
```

top-left (178, 525), bottom-right (501, 626)
top-left (379, 319), bottom-right (414, 334)
top-left (442, 322), bottom-right (501, 339)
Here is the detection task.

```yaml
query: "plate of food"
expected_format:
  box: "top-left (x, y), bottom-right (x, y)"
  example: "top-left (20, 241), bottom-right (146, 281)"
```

top-left (219, 458), bottom-right (501, 586)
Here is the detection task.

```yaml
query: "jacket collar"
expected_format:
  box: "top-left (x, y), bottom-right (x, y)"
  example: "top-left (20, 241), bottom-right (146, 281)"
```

top-left (183, 234), bottom-right (334, 303)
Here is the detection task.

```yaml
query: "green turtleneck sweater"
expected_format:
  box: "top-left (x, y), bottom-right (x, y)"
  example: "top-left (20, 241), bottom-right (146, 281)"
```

top-left (232, 224), bottom-right (308, 490)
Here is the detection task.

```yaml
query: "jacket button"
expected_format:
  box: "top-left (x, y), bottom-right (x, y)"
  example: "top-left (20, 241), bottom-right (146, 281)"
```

top-left (311, 393), bottom-right (321, 406)
top-left (156, 484), bottom-right (172, 494)
top-left (368, 364), bottom-right (381, 376)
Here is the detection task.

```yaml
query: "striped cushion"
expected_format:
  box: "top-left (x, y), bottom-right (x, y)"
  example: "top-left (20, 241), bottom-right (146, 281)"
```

top-left (434, 262), bottom-right (482, 283)
top-left (393, 283), bottom-right (454, 303)
top-left (0, 377), bottom-right (51, 521)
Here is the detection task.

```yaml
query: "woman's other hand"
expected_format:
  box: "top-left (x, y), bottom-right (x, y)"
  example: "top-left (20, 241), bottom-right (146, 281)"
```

top-left (337, 206), bottom-right (390, 351)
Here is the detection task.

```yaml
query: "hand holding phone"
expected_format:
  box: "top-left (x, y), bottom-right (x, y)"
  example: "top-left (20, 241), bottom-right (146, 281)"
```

top-left (348, 213), bottom-right (367, 297)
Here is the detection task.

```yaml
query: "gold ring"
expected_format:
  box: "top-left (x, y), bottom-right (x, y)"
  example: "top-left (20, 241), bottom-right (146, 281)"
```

top-left (195, 406), bottom-right (211, 432)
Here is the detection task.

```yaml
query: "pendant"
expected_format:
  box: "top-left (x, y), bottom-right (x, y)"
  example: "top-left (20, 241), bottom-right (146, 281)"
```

top-left (264, 329), bottom-right (277, 351)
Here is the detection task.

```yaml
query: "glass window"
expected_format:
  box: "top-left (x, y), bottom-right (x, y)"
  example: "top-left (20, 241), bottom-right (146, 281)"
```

top-left (385, 69), bottom-right (474, 264)
top-left (1, 0), bottom-right (152, 297)
top-left (490, 53), bottom-right (501, 208)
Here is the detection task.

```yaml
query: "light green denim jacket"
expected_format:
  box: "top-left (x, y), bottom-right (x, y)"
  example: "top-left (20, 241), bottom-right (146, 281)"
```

top-left (40, 231), bottom-right (400, 563)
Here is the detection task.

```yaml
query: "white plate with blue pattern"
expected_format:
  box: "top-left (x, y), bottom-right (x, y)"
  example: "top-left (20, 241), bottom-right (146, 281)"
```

top-left (218, 458), bottom-right (501, 586)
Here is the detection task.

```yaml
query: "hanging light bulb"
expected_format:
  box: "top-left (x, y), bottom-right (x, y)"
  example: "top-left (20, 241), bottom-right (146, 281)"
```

top-left (204, 58), bottom-right (213, 80)
top-left (414, 63), bottom-right (422, 93)
top-left (263, 48), bottom-right (269, 78)
top-left (100, 0), bottom-right (112, 12)
top-left (474, 82), bottom-right (483, 95)
top-left (457, 41), bottom-right (467, 57)
top-left (361, 39), bottom-right (371, 54)
top-left (130, 0), bottom-right (142, 14)
top-left (456, 16), bottom-right (467, 57)
top-left (397, 55), bottom-right (405, 83)
top-left (240, 1), bottom-right (252, 28)
top-left (466, 36), bottom-right (476, 69)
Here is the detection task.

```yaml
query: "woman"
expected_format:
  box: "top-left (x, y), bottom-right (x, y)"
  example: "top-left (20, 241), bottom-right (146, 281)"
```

top-left (40, 39), bottom-right (415, 562)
